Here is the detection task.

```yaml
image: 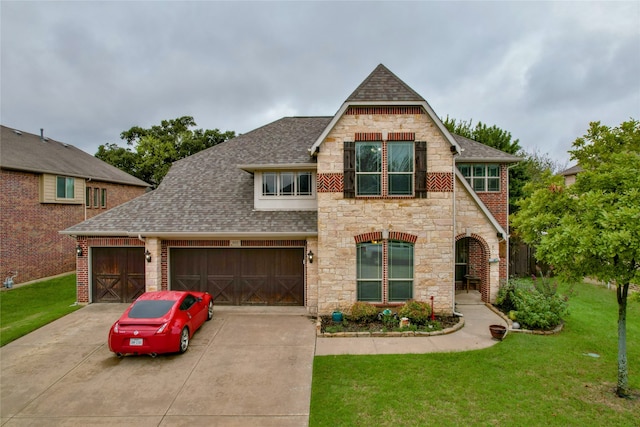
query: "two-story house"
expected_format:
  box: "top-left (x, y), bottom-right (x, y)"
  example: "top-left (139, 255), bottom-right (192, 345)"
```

top-left (62, 65), bottom-right (519, 313)
top-left (1, 125), bottom-right (149, 285)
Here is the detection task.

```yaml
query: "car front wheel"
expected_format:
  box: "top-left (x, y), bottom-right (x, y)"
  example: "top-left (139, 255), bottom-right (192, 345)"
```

top-left (207, 301), bottom-right (213, 321)
top-left (179, 327), bottom-right (189, 353)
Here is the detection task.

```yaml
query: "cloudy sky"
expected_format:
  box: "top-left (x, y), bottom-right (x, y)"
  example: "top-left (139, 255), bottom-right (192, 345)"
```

top-left (2, 1), bottom-right (639, 167)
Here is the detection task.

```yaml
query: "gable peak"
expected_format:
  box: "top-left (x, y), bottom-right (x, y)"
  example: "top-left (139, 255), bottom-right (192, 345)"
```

top-left (346, 64), bottom-right (425, 103)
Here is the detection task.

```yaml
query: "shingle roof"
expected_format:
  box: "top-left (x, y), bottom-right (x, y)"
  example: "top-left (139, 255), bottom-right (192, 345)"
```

top-left (0, 125), bottom-right (149, 187)
top-left (453, 134), bottom-right (521, 163)
top-left (346, 64), bottom-right (425, 102)
top-left (559, 164), bottom-right (582, 176)
top-left (62, 117), bottom-right (331, 236)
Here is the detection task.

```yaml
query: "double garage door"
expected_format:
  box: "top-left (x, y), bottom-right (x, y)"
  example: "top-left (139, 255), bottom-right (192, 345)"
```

top-left (93, 247), bottom-right (305, 305)
top-left (170, 248), bottom-right (305, 306)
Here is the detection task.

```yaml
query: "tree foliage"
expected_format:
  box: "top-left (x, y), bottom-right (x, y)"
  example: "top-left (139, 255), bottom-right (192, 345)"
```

top-left (96, 116), bottom-right (235, 187)
top-left (512, 118), bottom-right (640, 397)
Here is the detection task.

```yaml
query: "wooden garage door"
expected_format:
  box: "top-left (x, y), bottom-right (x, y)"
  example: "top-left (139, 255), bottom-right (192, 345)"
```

top-left (92, 247), bottom-right (145, 303)
top-left (170, 248), bottom-right (304, 306)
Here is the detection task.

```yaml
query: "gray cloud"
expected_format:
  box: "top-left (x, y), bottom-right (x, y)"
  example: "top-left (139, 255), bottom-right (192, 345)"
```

top-left (2, 1), bottom-right (638, 167)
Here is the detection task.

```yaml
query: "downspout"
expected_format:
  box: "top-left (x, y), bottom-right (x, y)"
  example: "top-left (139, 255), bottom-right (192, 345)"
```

top-left (452, 149), bottom-right (463, 317)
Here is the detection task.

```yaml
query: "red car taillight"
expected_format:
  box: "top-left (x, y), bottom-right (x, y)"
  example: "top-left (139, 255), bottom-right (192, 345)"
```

top-left (113, 323), bottom-right (120, 333)
top-left (156, 322), bottom-right (169, 334)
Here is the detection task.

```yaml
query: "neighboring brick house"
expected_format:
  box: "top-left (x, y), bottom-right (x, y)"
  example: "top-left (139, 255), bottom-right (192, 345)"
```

top-left (559, 164), bottom-right (583, 186)
top-left (62, 65), bottom-right (519, 314)
top-left (1, 125), bottom-right (149, 285)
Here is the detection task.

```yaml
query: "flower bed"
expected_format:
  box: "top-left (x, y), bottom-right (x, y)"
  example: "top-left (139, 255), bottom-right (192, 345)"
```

top-left (317, 314), bottom-right (462, 337)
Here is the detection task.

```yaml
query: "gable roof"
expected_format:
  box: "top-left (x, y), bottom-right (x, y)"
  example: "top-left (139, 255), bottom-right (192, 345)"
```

top-left (453, 134), bottom-right (521, 163)
top-left (62, 117), bottom-right (331, 237)
top-left (346, 64), bottom-right (425, 102)
top-left (0, 125), bottom-right (149, 187)
top-left (559, 164), bottom-right (582, 176)
top-left (310, 64), bottom-right (461, 155)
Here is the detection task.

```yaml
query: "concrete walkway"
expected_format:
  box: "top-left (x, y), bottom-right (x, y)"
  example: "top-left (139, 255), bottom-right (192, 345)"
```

top-left (315, 291), bottom-right (507, 355)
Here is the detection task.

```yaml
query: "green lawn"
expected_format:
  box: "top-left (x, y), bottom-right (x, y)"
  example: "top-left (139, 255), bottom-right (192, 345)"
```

top-left (310, 282), bottom-right (639, 426)
top-left (0, 274), bottom-right (81, 346)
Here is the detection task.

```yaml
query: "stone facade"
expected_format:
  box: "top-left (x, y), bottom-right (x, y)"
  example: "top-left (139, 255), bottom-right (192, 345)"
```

top-left (316, 110), bottom-right (460, 315)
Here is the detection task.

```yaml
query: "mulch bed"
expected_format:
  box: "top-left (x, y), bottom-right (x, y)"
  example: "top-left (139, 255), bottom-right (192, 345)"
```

top-left (320, 315), bottom-right (460, 333)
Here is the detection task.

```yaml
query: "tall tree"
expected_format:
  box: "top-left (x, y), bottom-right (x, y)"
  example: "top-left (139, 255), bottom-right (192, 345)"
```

top-left (96, 116), bottom-right (235, 187)
top-left (511, 119), bottom-right (640, 398)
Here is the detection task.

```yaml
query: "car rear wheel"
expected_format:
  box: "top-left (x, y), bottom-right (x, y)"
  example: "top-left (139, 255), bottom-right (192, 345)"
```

top-left (179, 327), bottom-right (189, 353)
top-left (207, 300), bottom-right (213, 321)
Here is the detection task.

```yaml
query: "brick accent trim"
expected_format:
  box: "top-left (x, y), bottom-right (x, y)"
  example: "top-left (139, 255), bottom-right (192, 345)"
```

top-left (346, 106), bottom-right (425, 115)
top-left (354, 132), bottom-right (383, 141)
top-left (317, 173), bottom-right (344, 193)
top-left (387, 132), bottom-right (415, 141)
top-left (427, 172), bottom-right (454, 192)
top-left (354, 231), bottom-right (417, 244)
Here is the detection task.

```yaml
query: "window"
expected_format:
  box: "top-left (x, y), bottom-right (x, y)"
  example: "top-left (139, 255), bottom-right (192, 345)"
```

top-left (347, 140), bottom-right (420, 197)
top-left (86, 187), bottom-right (91, 207)
top-left (93, 187), bottom-right (99, 207)
top-left (56, 176), bottom-right (74, 199)
top-left (458, 164), bottom-right (500, 192)
top-left (262, 172), bottom-right (313, 197)
top-left (357, 240), bottom-right (414, 303)
top-left (387, 142), bottom-right (414, 195)
top-left (101, 188), bottom-right (107, 208)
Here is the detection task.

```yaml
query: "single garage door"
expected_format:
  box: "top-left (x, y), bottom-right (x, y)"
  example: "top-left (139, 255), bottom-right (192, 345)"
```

top-left (170, 248), bottom-right (305, 306)
top-left (92, 247), bottom-right (146, 303)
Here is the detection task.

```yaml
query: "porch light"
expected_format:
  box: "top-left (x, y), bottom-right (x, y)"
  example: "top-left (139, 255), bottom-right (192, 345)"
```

top-left (307, 250), bottom-right (314, 264)
top-left (76, 245), bottom-right (83, 257)
top-left (145, 250), bottom-right (152, 263)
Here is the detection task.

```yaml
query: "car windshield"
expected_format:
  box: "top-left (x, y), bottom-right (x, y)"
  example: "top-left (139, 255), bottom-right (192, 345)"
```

top-left (128, 300), bottom-right (175, 319)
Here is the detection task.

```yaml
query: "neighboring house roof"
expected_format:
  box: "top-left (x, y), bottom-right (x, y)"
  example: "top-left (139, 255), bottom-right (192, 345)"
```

top-left (62, 117), bottom-right (331, 237)
top-left (453, 134), bottom-right (521, 163)
top-left (559, 164), bottom-right (583, 176)
top-left (0, 125), bottom-right (149, 187)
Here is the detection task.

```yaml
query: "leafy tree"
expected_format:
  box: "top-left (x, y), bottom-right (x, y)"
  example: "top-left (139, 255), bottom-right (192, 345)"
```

top-left (511, 118), bottom-right (640, 398)
top-left (442, 116), bottom-right (521, 154)
top-left (96, 116), bottom-right (235, 187)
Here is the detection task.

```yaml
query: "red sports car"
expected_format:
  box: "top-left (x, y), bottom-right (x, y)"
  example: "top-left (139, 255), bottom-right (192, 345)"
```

top-left (108, 291), bottom-right (213, 357)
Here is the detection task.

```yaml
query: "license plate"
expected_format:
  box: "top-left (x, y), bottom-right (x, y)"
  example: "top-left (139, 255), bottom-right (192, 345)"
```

top-left (129, 338), bottom-right (143, 346)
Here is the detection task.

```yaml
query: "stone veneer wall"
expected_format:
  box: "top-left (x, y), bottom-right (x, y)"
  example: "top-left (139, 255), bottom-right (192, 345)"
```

top-left (315, 110), bottom-right (457, 315)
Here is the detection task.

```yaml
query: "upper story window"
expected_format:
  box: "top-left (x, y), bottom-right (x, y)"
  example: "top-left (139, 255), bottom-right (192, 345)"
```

top-left (458, 164), bottom-right (500, 192)
top-left (354, 141), bottom-right (415, 196)
top-left (262, 171), bottom-right (313, 197)
top-left (56, 176), bottom-right (75, 199)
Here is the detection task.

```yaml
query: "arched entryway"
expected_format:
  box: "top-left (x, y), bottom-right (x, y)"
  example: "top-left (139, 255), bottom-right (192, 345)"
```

top-left (455, 234), bottom-right (490, 302)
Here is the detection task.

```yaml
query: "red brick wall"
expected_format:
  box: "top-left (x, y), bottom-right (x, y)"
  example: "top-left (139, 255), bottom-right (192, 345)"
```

top-left (476, 164), bottom-right (509, 230)
top-left (84, 181), bottom-right (147, 219)
top-left (0, 169), bottom-right (147, 285)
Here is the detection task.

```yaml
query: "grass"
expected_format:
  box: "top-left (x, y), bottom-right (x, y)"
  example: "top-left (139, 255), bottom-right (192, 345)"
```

top-left (310, 282), bottom-right (639, 426)
top-left (0, 273), bottom-right (81, 346)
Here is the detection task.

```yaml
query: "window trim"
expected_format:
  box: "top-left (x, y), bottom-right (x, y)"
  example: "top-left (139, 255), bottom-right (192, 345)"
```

top-left (458, 163), bottom-right (501, 192)
top-left (261, 171), bottom-right (315, 198)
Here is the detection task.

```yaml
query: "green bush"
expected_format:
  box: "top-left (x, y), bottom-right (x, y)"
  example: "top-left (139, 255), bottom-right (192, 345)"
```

top-left (348, 302), bottom-right (378, 322)
top-left (497, 277), bottom-right (569, 330)
top-left (397, 300), bottom-right (432, 325)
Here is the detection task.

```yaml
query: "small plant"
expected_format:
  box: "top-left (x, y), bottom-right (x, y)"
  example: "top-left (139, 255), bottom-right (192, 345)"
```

top-left (378, 310), bottom-right (398, 329)
top-left (397, 300), bottom-right (432, 325)
top-left (348, 302), bottom-right (378, 323)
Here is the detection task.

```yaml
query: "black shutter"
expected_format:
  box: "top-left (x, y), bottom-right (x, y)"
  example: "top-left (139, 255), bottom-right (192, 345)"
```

top-left (344, 141), bottom-right (355, 198)
top-left (415, 141), bottom-right (427, 198)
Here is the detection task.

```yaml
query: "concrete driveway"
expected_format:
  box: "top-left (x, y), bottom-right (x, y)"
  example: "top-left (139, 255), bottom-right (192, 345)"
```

top-left (0, 304), bottom-right (317, 426)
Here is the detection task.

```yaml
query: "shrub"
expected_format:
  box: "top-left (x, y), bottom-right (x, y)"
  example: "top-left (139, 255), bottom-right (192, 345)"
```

top-left (348, 302), bottom-right (378, 323)
top-left (397, 300), bottom-right (432, 325)
top-left (497, 277), bottom-right (569, 330)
